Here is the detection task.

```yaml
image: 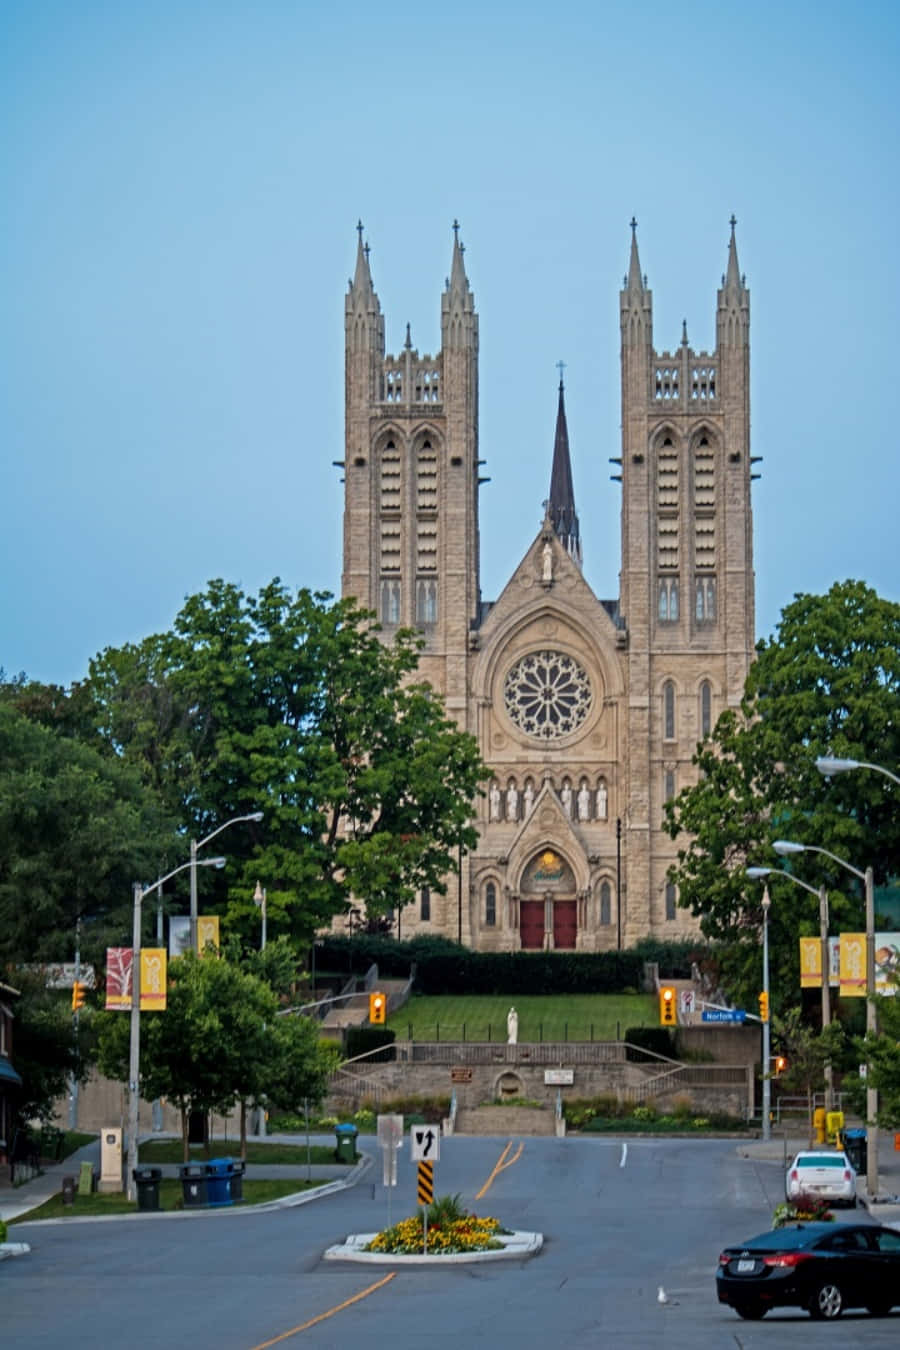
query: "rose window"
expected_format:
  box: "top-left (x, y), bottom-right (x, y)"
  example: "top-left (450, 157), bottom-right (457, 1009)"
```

top-left (503, 651), bottom-right (592, 739)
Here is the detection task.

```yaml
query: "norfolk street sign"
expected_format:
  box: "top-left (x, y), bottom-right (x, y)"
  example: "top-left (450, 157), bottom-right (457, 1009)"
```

top-left (701, 1009), bottom-right (746, 1023)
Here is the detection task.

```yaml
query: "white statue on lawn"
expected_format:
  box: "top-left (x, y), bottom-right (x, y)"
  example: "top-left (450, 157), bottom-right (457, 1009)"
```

top-left (507, 1006), bottom-right (519, 1044)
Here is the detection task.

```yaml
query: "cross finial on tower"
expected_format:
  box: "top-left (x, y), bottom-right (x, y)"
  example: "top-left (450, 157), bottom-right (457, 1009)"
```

top-left (630, 216), bottom-right (638, 235)
top-left (452, 219), bottom-right (460, 241)
top-left (364, 241), bottom-right (370, 261)
top-left (556, 359), bottom-right (566, 389)
top-left (357, 219), bottom-right (364, 241)
top-left (730, 214), bottom-right (737, 234)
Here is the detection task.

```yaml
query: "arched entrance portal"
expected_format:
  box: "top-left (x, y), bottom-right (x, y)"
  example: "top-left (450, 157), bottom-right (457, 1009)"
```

top-left (519, 848), bottom-right (578, 950)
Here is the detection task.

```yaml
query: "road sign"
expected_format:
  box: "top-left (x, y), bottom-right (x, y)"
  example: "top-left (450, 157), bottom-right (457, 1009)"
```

top-left (417, 1160), bottom-right (434, 1206)
top-left (679, 990), bottom-right (696, 1015)
top-left (376, 1113), bottom-right (404, 1149)
top-left (411, 1124), bottom-right (441, 1161)
top-left (701, 1009), bottom-right (746, 1023)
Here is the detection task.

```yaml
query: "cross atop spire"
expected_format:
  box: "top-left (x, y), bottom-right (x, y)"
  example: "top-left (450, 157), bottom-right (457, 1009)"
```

top-left (724, 212), bottom-right (743, 293)
top-left (556, 359), bottom-right (566, 389)
top-left (626, 216), bottom-right (644, 294)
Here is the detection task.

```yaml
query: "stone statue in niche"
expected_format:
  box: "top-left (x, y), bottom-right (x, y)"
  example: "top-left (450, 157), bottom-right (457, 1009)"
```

top-left (506, 780), bottom-right (519, 821)
top-left (561, 779), bottom-right (573, 817)
top-left (507, 1006), bottom-right (519, 1044)
top-left (489, 781), bottom-right (501, 822)
top-left (577, 779), bottom-right (591, 821)
top-left (542, 540), bottom-right (553, 583)
top-left (596, 780), bottom-right (608, 820)
top-left (523, 779), bottom-right (535, 816)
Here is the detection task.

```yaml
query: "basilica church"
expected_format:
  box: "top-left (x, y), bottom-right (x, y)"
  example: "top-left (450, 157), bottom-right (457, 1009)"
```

top-left (340, 220), bottom-right (756, 950)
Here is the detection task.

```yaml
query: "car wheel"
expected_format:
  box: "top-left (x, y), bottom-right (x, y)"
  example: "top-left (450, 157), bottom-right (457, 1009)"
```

top-left (735, 1303), bottom-right (767, 1320)
top-left (809, 1281), bottom-right (844, 1320)
top-left (866, 1303), bottom-right (892, 1317)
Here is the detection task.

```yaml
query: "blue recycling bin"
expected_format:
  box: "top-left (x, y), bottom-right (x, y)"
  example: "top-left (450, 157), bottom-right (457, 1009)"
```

top-left (205, 1157), bottom-right (234, 1207)
top-left (843, 1127), bottom-right (867, 1175)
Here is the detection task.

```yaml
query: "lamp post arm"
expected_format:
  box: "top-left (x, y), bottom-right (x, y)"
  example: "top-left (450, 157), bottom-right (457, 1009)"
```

top-left (800, 842), bottom-right (866, 884)
top-left (855, 761), bottom-right (900, 786)
top-left (195, 811), bottom-right (264, 852)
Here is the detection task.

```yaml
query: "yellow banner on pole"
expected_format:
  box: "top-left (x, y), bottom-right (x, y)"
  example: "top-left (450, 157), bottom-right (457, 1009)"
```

top-left (197, 915), bottom-right (220, 955)
top-left (799, 937), bottom-right (822, 988)
top-left (140, 948), bottom-right (167, 1010)
top-left (839, 932), bottom-right (866, 997)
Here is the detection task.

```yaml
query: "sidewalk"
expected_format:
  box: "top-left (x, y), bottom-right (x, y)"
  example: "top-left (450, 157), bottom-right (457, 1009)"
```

top-left (0, 1132), bottom-right (363, 1225)
top-left (737, 1131), bottom-right (900, 1229)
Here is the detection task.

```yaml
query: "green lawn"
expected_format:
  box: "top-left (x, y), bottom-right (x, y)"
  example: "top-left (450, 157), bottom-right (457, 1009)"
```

top-left (390, 993), bottom-right (656, 1042)
top-left (138, 1139), bottom-right (345, 1166)
top-left (10, 1176), bottom-right (317, 1222)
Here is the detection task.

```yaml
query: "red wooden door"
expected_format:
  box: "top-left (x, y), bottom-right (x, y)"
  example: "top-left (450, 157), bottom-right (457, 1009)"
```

top-left (553, 900), bottom-right (577, 950)
top-left (519, 900), bottom-right (544, 950)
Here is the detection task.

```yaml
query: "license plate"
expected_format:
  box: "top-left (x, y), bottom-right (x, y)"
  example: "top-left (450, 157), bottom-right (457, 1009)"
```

top-left (737, 1260), bottom-right (756, 1273)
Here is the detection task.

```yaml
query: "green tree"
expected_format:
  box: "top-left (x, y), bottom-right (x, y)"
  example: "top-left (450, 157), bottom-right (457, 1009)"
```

top-left (666, 581), bottom-right (900, 1011)
top-left (771, 1009), bottom-right (845, 1145)
top-left (3, 968), bottom-right (90, 1126)
top-left (85, 580), bottom-right (488, 945)
top-left (0, 703), bottom-right (175, 968)
top-left (841, 989), bottom-right (900, 1129)
top-left (95, 952), bottom-right (330, 1160)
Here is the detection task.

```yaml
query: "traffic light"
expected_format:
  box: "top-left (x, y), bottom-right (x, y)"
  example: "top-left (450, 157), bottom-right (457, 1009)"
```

top-left (71, 980), bottom-right (86, 1012)
top-left (369, 991), bottom-right (386, 1024)
top-left (774, 1055), bottom-right (787, 1076)
top-left (659, 986), bottom-right (676, 1026)
top-left (758, 991), bottom-right (769, 1023)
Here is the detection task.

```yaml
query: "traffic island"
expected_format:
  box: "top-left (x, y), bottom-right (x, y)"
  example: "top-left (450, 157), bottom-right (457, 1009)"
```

top-left (324, 1229), bottom-right (543, 1264)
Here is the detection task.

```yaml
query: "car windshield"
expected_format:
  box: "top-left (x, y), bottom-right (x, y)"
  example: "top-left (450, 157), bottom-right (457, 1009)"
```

top-left (731, 1226), bottom-right (826, 1252)
top-left (794, 1155), bottom-right (846, 1168)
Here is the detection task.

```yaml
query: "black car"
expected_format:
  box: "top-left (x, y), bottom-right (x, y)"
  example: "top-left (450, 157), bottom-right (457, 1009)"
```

top-left (717, 1221), bottom-right (900, 1320)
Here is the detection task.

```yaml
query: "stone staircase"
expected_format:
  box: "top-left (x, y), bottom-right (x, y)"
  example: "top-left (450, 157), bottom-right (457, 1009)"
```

top-left (454, 1104), bottom-right (557, 1136)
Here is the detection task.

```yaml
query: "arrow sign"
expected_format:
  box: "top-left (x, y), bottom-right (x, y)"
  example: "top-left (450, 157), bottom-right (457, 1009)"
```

top-left (411, 1125), bottom-right (441, 1161)
top-left (701, 1009), bottom-right (747, 1023)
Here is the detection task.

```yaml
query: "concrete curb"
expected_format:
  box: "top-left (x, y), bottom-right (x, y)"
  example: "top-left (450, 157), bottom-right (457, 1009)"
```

top-left (324, 1229), bottom-right (543, 1264)
top-left (7, 1152), bottom-right (374, 1227)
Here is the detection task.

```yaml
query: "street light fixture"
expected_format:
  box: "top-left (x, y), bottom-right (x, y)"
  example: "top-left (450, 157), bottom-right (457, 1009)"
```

top-left (189, 812), bottom-right (263, 952)
top-left (773, 837), bottom-right (879, 1198)
top-left (747, 865), bottom-right (833, 1108)
top-left (815, 756), bottom-right (900, 787)
top-left (127, 855), bottom-right (225, 1203)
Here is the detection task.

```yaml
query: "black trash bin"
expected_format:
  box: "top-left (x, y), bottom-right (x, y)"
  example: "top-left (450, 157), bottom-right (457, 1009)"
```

top-left (178, 1163), bottom-right (208, 1208)
top-left (228, 1160), bottom-right (245, 1202)
top-left (205, 1157), bottom-right (234, 1207)
top-left (334, 1123), bottom-right (358, 1163)
top-left (843, 1127), bottom-right (867, 1175)
top-left (133, 1166), bottom-right (162, 1211)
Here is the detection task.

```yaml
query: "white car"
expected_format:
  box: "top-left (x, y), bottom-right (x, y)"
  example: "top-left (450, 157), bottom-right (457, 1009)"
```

top-left (785, 1150), bottom-right (857, 1207)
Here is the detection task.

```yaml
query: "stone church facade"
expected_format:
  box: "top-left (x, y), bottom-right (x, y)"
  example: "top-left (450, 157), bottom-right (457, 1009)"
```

top-left (340, 220), bottom-right (755, 950)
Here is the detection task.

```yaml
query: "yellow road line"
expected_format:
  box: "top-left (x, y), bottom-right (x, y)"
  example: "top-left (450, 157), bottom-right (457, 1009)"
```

top-left (248, 1272), bottom-right (397, 1349)
top-left (475, 1139), bottom-right (524, 1201)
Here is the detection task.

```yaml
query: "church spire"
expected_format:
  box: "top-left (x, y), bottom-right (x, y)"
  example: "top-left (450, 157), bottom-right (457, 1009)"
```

top-left (441, 219), bottom-right (477, 351)
top-left (448, 218), bottom-right (469, 297)
top-left (724, 213), bottom-right (743, 295)
top-left (547, 366), bottom-right (582, 567)
top-left (350, 219), bottom-right (375, 300)
top-left (626, 216), bottom-right (644, 294)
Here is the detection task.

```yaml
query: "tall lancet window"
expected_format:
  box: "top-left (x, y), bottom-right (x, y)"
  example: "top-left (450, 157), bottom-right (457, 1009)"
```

top-left (415, 440), bottom-right (438, 626)
top-left (380, 439), bottom-right (402, 624)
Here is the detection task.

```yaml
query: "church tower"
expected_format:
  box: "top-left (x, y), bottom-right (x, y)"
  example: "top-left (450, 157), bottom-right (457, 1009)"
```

top-left (617, 218), bottom-right (756, 938)
top-left (341, 222), bottom-right (481, 714)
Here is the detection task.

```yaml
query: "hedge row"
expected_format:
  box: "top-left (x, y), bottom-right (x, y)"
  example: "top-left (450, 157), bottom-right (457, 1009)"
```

top-left (314, 934), bottom-right (707, 996)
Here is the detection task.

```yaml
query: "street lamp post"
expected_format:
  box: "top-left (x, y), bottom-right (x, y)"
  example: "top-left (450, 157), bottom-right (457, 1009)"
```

top-left (253, 880), bottom-right (267, 951)
top-left (189, 812), bottom-right (263, 952)
top-left (748, 866), bottom-right (833, 1108)
top-left (774, 837), bottom-right (879, 1198)
top-left (126, 856), bottom-right (225, 1203)
top-left (761, 886), bottom-right (772, 1142)
top-left (816, 756), bottom-right (900, 788)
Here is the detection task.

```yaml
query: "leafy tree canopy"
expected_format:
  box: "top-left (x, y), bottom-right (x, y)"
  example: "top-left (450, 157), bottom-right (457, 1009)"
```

top-left (84, 580), bottom-right (488, 944)
top-left (666, 580), bottom-right (900, 1011)
top-left (0, 702), bottom-right (175, 967)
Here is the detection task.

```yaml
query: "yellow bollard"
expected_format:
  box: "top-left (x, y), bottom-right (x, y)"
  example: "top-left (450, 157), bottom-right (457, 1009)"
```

top-left (826, 1109), bottom-right (844, 1145)
top-left (813, 1107), bottom-right (826, 1145)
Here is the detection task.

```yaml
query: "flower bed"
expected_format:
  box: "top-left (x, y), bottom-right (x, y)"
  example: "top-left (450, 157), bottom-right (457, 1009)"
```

top-left (773, 1193), bottom-right (834, 1227)
top-left (365, 1194), bottom-right (506, 1255)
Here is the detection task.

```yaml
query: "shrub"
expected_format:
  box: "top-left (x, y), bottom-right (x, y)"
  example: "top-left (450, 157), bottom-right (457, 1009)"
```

top-left (669, 1095), bottom-right (694, 1120)
top-left (0, 1217), bottom-right (6, 1243)
top-left (630, 1104), bottom-right (658, 1121)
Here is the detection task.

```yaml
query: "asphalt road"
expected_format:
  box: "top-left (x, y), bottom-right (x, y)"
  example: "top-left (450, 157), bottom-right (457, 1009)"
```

top-left (5, 1137), bottom-right (899, 1349)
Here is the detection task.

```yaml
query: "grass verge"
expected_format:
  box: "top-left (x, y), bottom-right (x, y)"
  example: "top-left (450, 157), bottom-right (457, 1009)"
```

top-left (9, 1176), bottom-right (320, 1223)
top-left (137, 1140), bottom-right (345, 1166)
top-left (391, 993), bottom-right (656, 1042)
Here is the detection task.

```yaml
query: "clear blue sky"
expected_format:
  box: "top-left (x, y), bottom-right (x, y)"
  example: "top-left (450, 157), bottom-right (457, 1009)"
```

top-left (2, 1), bottom-right (898, 686)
